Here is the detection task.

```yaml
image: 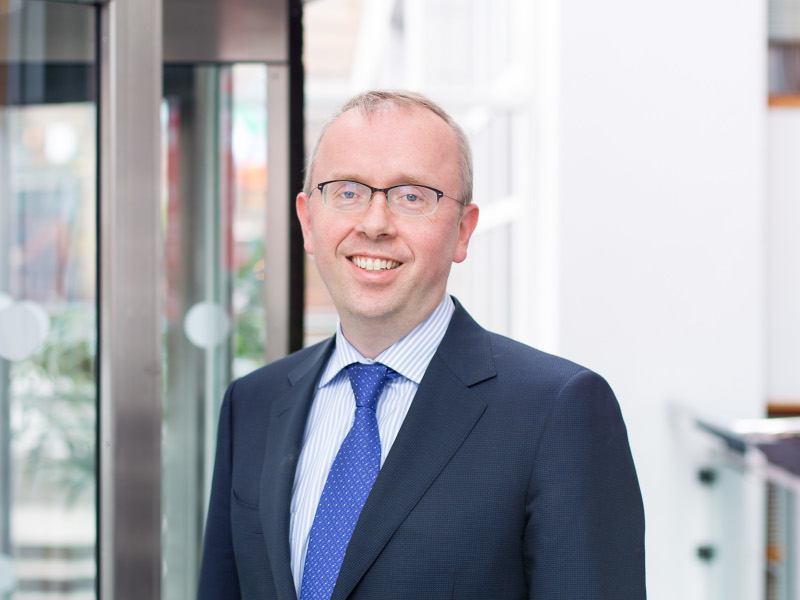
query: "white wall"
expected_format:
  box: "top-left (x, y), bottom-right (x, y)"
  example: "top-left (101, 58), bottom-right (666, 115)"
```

top-left (553, 0), bottom-right (767, 598)
top-left (767, 109), bottom-right (800, 401)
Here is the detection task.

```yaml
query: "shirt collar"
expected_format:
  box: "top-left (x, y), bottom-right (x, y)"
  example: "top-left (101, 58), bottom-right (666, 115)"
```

top-left (318, 294), bottom-right (455, 388)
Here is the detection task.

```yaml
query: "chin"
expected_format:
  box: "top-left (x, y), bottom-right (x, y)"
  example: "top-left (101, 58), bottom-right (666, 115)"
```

top-left (349, 304), bottom-right (397, 322)
top-left (343, 297), bottom-right (402, 322)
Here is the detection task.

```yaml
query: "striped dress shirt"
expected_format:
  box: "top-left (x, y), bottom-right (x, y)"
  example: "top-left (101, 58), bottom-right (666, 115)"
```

top-left (288, 294), bottom-right (456, 594)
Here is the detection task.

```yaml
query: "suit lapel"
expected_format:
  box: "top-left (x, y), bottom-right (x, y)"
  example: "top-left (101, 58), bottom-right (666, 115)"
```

top-left (331, 303), bottom-right (496, 600)
top-left (259, 338), bottom-right (334, 600)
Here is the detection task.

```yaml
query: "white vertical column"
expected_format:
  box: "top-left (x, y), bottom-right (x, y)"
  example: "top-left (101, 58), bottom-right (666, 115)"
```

top-left (767, 108), bottom-right (800, 402)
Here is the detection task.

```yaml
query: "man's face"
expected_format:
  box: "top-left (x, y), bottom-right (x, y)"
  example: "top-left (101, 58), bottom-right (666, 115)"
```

top-left (296, 105), bottom-right (479, 333)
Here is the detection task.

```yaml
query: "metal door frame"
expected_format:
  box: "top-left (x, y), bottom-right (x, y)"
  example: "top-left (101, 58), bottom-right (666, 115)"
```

top-left (96, 0), bottom-right (162, 598)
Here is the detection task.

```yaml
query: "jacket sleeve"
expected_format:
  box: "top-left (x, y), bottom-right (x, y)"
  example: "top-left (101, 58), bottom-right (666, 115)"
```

top-left (524, 369), bottom-right (646, 599)
top-left (197, 382), bottom-right (242, 600)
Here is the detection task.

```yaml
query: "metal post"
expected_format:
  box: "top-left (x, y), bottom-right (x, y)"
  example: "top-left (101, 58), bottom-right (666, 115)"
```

top-left (98, 0), bottom-right (163, 598)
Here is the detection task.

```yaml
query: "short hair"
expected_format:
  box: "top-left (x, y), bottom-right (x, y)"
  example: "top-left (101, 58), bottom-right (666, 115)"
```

top-left (303, 90), bottom-right (473, 205)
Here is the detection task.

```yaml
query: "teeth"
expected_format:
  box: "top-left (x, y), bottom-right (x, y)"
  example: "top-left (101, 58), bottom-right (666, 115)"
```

top-left (351, 256), bottom-right (400, 271)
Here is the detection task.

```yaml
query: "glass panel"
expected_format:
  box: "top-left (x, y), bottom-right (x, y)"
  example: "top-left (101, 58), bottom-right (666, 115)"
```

top-left (161, 62), bottom-right (268, 600)
top-left (0, 2), bottom-right (98, 599)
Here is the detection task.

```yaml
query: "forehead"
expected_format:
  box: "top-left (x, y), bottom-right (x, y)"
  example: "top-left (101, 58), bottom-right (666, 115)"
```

top-left (313, 105), bottom-right (460, 187)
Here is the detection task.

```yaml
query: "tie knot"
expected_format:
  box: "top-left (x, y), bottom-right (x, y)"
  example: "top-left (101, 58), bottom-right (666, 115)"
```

top-left (346, 363), bottom-right (394, 410)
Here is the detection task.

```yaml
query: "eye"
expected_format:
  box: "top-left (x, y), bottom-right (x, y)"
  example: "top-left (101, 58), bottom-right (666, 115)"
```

top-left (322, 181), bottom-right (371, 211)
top-left (329, 182), bottom-right (365, 202)
top-left (391, 185), bottom-right (434, 208)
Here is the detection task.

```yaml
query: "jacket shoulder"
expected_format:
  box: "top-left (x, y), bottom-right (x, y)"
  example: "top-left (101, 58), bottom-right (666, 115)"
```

top-left (488, 331), bottom-right (587, 379)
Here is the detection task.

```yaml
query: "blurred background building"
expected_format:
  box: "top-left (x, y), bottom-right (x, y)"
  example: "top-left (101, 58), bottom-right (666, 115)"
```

top-left (1, 0), bottom-right (799, 598)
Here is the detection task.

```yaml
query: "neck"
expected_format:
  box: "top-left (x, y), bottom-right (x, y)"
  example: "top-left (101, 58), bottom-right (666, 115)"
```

top-left (339, 297), bottom-right (445, 359)
top-left (339, 323), bottom-right (403, 359)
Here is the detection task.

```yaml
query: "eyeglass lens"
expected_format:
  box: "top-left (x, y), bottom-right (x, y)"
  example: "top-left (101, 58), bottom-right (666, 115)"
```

top-left (320, 180), bottom-right (440, 217)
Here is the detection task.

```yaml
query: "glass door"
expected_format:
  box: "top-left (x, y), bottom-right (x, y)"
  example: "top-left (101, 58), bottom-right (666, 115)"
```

top-left (3, 1), bottom-right (297, 598)
top-left (159, 2), bottom-right (298, 596)
top-left (1, 2), bottom-right (98, 598)
top-left (161, 62), bottom-right (270, 599)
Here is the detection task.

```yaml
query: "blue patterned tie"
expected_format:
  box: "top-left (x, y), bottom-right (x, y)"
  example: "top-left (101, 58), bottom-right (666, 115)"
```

top-left (299, 363), bottom-right (395, 600)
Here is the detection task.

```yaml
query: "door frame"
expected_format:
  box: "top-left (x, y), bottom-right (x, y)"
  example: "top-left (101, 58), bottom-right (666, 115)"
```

top-left (96, 0), bottom-right (163, 598)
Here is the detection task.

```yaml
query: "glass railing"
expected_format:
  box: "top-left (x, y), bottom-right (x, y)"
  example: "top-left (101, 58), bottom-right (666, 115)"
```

top-left (678, 407), bottom-right (800, 600)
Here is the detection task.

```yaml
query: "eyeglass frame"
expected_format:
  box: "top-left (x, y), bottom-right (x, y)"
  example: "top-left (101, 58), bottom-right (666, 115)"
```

top-left (314, 179), bottom-right (466, 217)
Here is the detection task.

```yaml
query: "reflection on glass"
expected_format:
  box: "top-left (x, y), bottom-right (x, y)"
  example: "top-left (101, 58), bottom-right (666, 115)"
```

top-left (1, 3), bottom-right (97, 599)
top-left (161, 62), bottom-right (268, 600)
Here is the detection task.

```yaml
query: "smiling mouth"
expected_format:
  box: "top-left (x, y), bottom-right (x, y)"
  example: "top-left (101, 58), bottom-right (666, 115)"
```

top-left (349, 255), bottom-right (402, 272)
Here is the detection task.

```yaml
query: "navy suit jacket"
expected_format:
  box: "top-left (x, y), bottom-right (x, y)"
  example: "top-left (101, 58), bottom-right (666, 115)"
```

top-left (198, 301), bottom-right (646, 600)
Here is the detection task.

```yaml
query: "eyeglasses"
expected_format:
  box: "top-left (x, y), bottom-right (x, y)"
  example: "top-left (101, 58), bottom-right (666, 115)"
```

top-left (315, 179), bottom-right (464, 218)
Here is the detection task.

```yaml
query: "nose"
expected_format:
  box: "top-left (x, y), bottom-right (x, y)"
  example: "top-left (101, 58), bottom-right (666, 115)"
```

top-left (354, 191), bottom-right (396, 239)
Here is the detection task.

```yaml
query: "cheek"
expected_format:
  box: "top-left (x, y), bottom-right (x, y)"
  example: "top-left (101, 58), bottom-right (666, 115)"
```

top-left (414, 230), bottom-right (459, 273)
top-left (309, 221), bottom-right (348, 261)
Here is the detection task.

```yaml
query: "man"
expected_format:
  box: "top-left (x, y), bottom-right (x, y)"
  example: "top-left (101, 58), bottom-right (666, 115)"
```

top-left (198, 90), bottom-right (646, 600)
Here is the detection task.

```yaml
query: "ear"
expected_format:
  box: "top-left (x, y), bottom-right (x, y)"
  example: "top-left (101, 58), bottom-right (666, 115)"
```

top-left (453, 203), bottom-right (479, 263)
top-left (295, 192), bottom-right (315, 255)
